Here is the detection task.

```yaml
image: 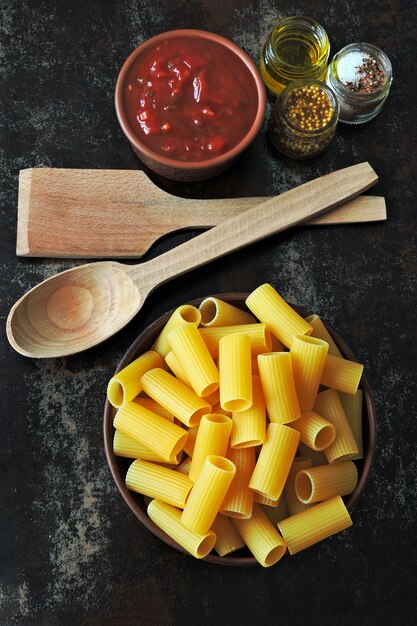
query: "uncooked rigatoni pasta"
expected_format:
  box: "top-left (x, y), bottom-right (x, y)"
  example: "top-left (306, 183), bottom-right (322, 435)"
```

top-left (304, 314), bottom-right (343, 357)
top-left (295, 461), bottom-right (358, 504)
top-left (258, 352), bottom-right (300, 424)
top-left (113, 400), bottom-right (188, 462)
top-left (291, 335), bottom-right (329, 410)
top-left (125, 458), bottom-right (193, 508)
top-left (278, 495), bottom-right (353, 555)
top-left (199, 297), bottom-right (256, 327)
top-left (164, 350), bottom-right (191, 386)
top-left (220, 447), bottom-right (255, 519)
top-left (339, 390), bottom-right (364, 460)
top-left (249, 423), bottom-right (300, 501)
top-left (232, 503), bottom-right (287, 567)
top-left (113, 430), bottom-right (182, 464)
top-left (211, 514), bottom-right (245, 556)
top-left (151, 304), bottom-right (201, 357)
top-left (314, 389), bottom-right (359, 463)
top-left (321, 353), bottom-right (364, 395)
top-left (245, 283), bottom-right (312, 348)
top-left (132, 397), bottom-right (174, 421)
top-left (140, 367), bottom-right (211, 427)
top-left (182, 455), bottom-right (236, 534)
top-left (199, 323), bottom-right (271, 359)
top-left (230, 375), bottom-right (266, 449)
top-left (109, 287), bottom-right (367, 563)
top-left (290, 410), bottom-right (336, 451)
top-left (219, 333), bottom-right (252, 412)
top-left (284, 457), bottom-right (313, 516)
top-left (168, 322), bottom-right (219, 397)
top-left (107, 350), bottom-right (162, 408)
top-left (188, 413), bottom-right (232, 482)
top-left (147, 499), bottom-right (216, 559)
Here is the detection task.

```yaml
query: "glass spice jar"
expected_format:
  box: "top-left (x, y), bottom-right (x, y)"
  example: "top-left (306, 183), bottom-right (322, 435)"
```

top-left (267, 79), bottom-right (339, 159)
top-left (260, 16), bottom-right (330, 96)
top-left (326, 43), bottom-right (392, 124)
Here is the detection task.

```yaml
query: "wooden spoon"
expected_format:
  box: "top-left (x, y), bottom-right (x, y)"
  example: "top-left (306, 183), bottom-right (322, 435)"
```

top-left (6, 162), bottom-right (378, 358)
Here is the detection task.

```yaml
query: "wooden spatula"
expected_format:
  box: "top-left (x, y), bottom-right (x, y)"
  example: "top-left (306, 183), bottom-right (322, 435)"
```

top-left (17, 168), bottom-right (386, 259)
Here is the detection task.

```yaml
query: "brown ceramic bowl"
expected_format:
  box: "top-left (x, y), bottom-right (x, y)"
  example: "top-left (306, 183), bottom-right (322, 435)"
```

top-left (103, 294), bottom-right (376, 565)
top-left (115, 30), bottom-right (266, 181)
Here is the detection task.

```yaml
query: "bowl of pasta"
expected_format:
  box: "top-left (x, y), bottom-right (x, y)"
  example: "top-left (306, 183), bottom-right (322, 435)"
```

top-left (103, 286), bottom-right (376, 566)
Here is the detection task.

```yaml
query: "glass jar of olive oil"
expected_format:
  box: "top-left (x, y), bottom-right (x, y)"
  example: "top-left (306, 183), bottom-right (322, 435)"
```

top-left (260, 17), bottom-right (330, 96)
top-left (268, 79), bottom-right (339, 159)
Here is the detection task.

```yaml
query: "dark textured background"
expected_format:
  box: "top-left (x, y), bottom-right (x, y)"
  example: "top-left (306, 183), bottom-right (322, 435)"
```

top-left (1, 1), bottom-right (416, 624)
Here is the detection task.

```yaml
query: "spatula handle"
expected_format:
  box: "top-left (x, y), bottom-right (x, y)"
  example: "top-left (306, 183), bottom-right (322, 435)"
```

top-left (132, 163), bottom-right (378, 293)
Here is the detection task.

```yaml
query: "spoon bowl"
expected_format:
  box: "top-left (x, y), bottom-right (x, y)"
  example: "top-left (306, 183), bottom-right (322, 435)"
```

top-left (7, 262), bottom-right (142, 357)
top-left (6, 163), bottom-right (378, 358)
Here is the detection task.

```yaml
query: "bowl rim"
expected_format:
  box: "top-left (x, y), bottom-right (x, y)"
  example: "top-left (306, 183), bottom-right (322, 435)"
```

top-left (114, 29), bottom-right (267, 172)
top-left (103, 293), bottom-right (377, 566)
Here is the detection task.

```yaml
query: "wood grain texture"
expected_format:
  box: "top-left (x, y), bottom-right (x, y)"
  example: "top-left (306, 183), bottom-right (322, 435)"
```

top-left (7, 163), bottom-right (378, 358)
top-left (16, 168), bottom-right (386, 258)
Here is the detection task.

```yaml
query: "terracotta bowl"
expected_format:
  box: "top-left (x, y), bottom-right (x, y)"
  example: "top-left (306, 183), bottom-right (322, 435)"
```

top-left (103, 294), bottom-right (376, 565)
top-left (115, 30), bottom-right (266, 181)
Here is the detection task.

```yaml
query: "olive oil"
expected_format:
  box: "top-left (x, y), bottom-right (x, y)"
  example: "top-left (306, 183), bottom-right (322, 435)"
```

top-left (260, 17), bottom-right (330, 96)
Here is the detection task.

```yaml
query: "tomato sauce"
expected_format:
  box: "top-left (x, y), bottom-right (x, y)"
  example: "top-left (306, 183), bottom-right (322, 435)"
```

top-left (123, 36), bottom-right (259, 161)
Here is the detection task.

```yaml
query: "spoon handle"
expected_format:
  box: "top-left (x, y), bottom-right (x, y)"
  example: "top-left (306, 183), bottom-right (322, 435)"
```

top-left (131, 163), bottom-right (378, 293)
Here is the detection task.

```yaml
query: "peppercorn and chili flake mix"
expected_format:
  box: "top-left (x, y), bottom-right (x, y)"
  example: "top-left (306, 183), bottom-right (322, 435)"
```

top-left (342, 56), bottom-right (385, 94)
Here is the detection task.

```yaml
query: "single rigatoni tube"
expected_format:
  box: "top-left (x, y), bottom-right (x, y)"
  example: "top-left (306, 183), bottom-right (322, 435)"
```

top-left (107, 351), bottom-right (162, 408)
top-left (314, 390), bottom-right (359, 463)
top-left (258, 352), bottom-right (300, 424)
top-left (151, 305), bottom-right (201, 357)
top-left (199, 297), bottom-right (256, 327)
top-left (284, 457), bottom-right (313, 515)
top-left (295, 461), bottom-right (358, 504)
top-left (298, 444), bottom-right (328, 467)
top-left (133, 397), bottom-right (174, 421)
top-left (278, 495), bottom-right (353, 555)
top-left (291, 335), bottom-right (329, 410)
top-left (291, 410), bottom-right (336, 451)
top-left (304, 315), bottom-right (342, 357)
top-left (231, 376), bottom-right (266, 449)
top-left (199, 324), bottom-right (271, 359)
top-left (220, 447), bottom-right (255, 519)
top-left (219, 333), bottom-right (252, 412)
top-left (126, 459), bottom-right (193, 508)
top-left (249, 423), bottom-right (300, 501)
top-left (165, 350), bottom-right (191, 386)
top-left (147, 499), bottom-right (216, 559)
top-left (339, 390), bottom-right (364, 459)
top-left (182, 455), bottom-right (236, 534)
top-left (321, 354), bottom-right (364, 394)
top-left (211, 514), bottom-right (245, 556)
top-left (232, 503), bottom-right (287, 567)
top-left (113, 401), bottom-right (188, 462)
top-left (188, 414), bottom-right (232, 482)
top-left (168, 323), bottom-right (219, 397)
top-left (245, 283), bottom-right (312, 348)
top-left (140, 367), bottom-right (211, 427)
top-left (113, 430), bottom-right (181, 464)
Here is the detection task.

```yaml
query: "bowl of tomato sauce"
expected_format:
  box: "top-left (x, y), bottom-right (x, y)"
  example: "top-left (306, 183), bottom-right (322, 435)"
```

top-left (115, 30), bottom-right (267, 181)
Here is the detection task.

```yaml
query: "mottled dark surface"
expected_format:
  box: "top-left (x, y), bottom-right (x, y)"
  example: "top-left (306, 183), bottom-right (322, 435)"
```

top-left (1, 0), bottom-right (416, 624)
